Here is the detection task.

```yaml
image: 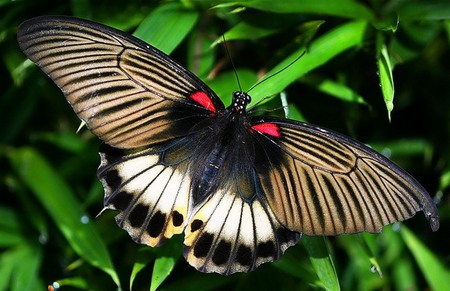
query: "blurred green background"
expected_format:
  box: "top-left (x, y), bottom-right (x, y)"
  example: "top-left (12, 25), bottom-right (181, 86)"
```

top-left (1, 0), bottom-right (450, 290)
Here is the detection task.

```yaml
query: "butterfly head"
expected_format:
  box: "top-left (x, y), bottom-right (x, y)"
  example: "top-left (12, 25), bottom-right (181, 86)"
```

top-left (232, 91), bottom-right (251, 115)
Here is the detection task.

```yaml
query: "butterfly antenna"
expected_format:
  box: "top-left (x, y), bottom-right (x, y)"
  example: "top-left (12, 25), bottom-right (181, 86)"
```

top-left (221, 34), bottom-right (243, 92)
top-left (247, 50), bottom-right (306, 93)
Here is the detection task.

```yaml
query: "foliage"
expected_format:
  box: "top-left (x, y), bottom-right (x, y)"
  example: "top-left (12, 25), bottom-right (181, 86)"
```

top-left (1, 0), bottom-right (449, 290)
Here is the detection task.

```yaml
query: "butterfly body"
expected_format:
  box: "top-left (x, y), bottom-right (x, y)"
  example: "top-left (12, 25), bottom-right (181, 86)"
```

top-left (18, 15), bottom-right (439, 275)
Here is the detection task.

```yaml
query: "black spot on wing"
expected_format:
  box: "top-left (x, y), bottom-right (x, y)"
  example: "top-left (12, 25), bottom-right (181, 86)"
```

top-left (172, 211), bottom-right (184, 227)
top-left (128, 204), bottom-right (149, 228)
top-left (147, 211), bottom-right (166, 238)
top-left (190, 219), bottom-right (204, 232)
top-left (101, 169), bottom-right (122, 190)
top-left (256, 241), bottom-right (275, 258)
top-left (212, 240), bottom-right (232, 266)
top-left (193, 233), bottom-right (214, 258)
top-left (109, 191), bottom-right (134, 211)
top-left (236, 245), bottom-right (252, 267)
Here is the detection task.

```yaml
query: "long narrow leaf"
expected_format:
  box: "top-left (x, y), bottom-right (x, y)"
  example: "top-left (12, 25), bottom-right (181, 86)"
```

top-left (134, 2), bottom-right (199, 54)
top-left (401, 227), bottom-right (450, 291)
top-left (7, 147), bottom-right (121, 288)
top-left (249, 20), bottom-right (368, 103)
top-left (376, 33), bottom-right (395, 121)
top-left (0, 244), bottom-right (43, 291)
top-left (303, 236), bottom-right (340, 291)
top-left (215, 0), bottom-right (374, 20)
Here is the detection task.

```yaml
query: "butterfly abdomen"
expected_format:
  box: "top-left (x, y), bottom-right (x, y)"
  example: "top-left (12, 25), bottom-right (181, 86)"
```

top-left (193, 145), bottom-right (226, 202)
top-left (190, 115), bottom-right (241, 204)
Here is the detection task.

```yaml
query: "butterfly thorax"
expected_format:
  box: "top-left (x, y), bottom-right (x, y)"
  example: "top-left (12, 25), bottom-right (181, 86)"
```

top-left (230, 91), bottom-right (251, 115)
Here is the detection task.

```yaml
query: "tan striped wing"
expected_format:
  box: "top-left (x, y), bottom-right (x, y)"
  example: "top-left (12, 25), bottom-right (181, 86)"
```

top-left (17, 16), bottom-right (224, 149)
top-left (250, 118), bottom-right (440, 235)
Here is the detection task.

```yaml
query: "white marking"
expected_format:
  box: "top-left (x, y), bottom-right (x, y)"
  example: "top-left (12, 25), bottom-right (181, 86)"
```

top-left (220, 196), bottom-right (244, 240)
top-left (252, 200), bottom-right (275, 241)
top-left (188, 185), bottom-right (279, 244)
top-left (118, 153), bottom-right (190, 219)
top-left (203, 190), bottom-right (234, 234)
top-left (117, 153), bottom-right (159, 178)
top-left (239, 203), bottom-right (255, 246)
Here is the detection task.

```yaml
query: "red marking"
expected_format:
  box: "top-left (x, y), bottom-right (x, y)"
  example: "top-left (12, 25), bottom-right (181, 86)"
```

top-left (190, 91), bottom-right (217, 113)
top-left (251, 123), bottom-right (281, 138)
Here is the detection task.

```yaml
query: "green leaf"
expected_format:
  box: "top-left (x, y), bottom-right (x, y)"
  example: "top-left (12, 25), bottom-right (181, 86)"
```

top-left (303, 236), bottom-right (340, 291)
top-left (0, 206), bottom-right (22, 247)
top-left (401, 227), bottom-right (450, 291)
top-left (0, 83), bottom-right (37, 144)
top-left (150, 256), bottom-right (177, 291)
top-left (301, 74), bottom-right (367, 104)
top-left (356, 235), bottom-right (383, 277)
top-left (37, 131), bottom-right (90, 153)
top-left (372, 13), bottom-right (399, 32)
top-left (7, 147), bottom-right (121, 288)
top-left (249, 20), bottom-right (368, 103)
top-left (162, 272), bottom-right (232, 291)
top-left (223, 21), bottom-right (280, 42)
top-left (0, 244), bottom-right (43, 291)
top-left (217, 14), bottom-right (300, 43)
top-left (214, 0), bottom-right (374, 20)
top-left (130, 249), bottom-right (155, 290)
top-left (395, 2), bottom-right (450, 20)
top-left (53, 277), bottom-right (89, 289)
top-left (71, 0), bottom-right (92, 19)
top-left (392, 257), bottom-right (418, 291)
top-left (133, 2), bottom-right (199, 54)
top-left (187, 28), bottom-right (216, 78)
top-left (376, 33), bottom-right (395, 122)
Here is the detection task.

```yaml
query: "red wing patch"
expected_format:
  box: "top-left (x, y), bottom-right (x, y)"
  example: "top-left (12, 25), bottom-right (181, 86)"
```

top-left (190, 91), bottom-right (217, 113)
top-left (251, 123), bottom-right (281, 138)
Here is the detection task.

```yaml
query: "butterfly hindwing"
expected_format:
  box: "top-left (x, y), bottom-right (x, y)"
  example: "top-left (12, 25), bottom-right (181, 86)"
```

top-left (249, 117), bottom-right (440, 235)
top-left (98, 142), bottom-right (193, 246)
top-left (183, 183), bottom-right (300, 274)
top-left (17, 15), bottom-right (225, 149)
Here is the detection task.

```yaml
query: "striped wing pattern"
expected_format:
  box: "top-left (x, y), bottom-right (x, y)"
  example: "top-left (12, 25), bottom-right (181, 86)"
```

top-left (17, 16), bottom-right (224, 149)
top-left (250, 118), bottom-right (440, 234)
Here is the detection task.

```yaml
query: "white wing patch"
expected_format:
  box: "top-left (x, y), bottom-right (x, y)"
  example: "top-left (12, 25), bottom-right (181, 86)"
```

top-left (98, 145), bottom-right (191, 247)
top-left (184, 187), bottom-right (300, 275)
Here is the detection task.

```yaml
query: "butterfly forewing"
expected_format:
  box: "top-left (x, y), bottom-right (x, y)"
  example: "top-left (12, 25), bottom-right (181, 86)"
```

top-left (250, 118), bottom-right (439, 235)
top-left (17, 15), bottom-right (224, 149)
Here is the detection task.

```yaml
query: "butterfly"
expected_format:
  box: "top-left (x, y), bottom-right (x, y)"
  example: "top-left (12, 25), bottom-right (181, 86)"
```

top-left (17, 15), bottom-right (439, 275)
